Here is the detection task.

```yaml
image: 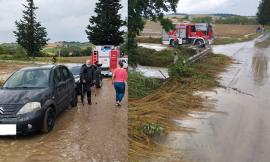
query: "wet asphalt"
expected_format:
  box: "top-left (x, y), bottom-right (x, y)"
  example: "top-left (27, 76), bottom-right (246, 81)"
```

top-left (154, 38), bottom-right (270, 162)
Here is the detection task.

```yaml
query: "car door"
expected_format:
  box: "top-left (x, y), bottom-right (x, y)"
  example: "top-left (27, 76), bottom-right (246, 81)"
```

top-left (61, 67), bottom-right (74, 103)
top-left (53, 67), bottom-right (66, 114)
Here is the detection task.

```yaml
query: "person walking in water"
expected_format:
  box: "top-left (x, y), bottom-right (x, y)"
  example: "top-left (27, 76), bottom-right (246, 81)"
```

top-left (112, 60), bottom-right (128, 106)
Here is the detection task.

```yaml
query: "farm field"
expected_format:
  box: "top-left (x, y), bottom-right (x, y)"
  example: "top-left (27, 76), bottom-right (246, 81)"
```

top-left (213, 24), bottom-right (258, 38)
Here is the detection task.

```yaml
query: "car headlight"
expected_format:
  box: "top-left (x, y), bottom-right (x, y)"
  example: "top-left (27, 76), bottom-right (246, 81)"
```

top-left (17, 102), bottom-right (41, 115)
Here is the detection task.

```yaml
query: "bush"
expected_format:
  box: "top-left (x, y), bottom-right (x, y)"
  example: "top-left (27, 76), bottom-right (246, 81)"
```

top-left (136, 37), bottom-right (162, 44)
top-left (0, 44), bottom-right (28, 59)
top-left (14, 46), bottom-right (27, 58)
top-left (141, 123), bottom-right (163, 137)
top-left (135, 47), bottom-right (196, 67)
top-left (168, 57), bottom-right (194, 77)
top-left (128, 72), bottom-right (161, 98)
top-left (0, 80), bottom-right (3, 86)
top-left (60, 46), bottom-right (82, 57)
top-left (81, 47), bottom-right (92, 56)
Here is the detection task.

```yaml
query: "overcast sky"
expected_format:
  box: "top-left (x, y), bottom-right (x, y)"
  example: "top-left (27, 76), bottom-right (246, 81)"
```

top-left (177, 0), bottom-right (260, 16)
top-left (0, 0), bottom-right (260, 43)
top-left (0, 0), bottom-right (127, 43)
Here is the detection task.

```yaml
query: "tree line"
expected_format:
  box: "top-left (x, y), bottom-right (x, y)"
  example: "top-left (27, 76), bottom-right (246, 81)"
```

top-left (10, 0), bottom-right (270, 61)
top-left (12, 0), bottom-right (125, 58)
top-left (189, 16), bottom-right (258, 25)
top-left (257, 0), bottom-right (270, 26)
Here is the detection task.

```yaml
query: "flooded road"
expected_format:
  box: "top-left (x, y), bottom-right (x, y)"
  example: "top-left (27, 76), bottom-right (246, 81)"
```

top-left (0, 67), bottom-right (128, 162)
top-left (154, 39), bottom-right (270, 162)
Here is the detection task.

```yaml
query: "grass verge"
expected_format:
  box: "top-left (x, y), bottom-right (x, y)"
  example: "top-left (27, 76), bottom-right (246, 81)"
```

top-left (213, 32), bottom-right (261, 45)
top-left (255, 35), bottom-right (270, 48)
top-left (128, 72), bottom-right (162, 99)
top-left (256, 40), bottom-right (270, 48)
top-left (136, 37), bottom-right (162, 44)
top-left (136, 46), bottom-right (195, 67)
top-left (128, 53), bottom-right (233, 161)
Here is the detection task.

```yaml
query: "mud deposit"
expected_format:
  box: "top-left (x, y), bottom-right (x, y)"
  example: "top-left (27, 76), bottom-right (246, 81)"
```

top-left (0, 66), bottom-right (128, 162)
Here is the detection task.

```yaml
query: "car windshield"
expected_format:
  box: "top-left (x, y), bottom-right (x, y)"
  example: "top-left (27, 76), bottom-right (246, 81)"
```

top-left (3, 69), bottom-right (50, 88)
top-left (70, 66), bottom-right (81, 76)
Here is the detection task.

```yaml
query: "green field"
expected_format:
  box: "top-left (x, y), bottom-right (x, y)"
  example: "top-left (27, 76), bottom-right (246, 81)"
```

top-left (42, 42), bottom-right (93, 55)
top-left (0, 42), bottom-right (93, 61)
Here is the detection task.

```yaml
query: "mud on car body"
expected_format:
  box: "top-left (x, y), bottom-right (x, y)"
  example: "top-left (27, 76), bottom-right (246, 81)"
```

top-left (0, 65), bottom-right (77, 135)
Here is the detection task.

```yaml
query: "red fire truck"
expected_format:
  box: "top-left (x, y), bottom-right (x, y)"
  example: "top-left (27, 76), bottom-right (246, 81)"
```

top-left (91, 45), bottom-right (121, 76)
top-left (162, 22), bottom-right (214, 46)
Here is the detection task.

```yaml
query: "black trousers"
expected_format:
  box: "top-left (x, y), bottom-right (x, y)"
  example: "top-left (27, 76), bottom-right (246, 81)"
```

top-left (81, 83), bottom-right (92, 104)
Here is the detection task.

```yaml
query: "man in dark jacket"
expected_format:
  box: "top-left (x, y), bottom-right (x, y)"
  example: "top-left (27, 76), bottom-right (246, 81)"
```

top-left (80, 60), bottom-right (96, 105)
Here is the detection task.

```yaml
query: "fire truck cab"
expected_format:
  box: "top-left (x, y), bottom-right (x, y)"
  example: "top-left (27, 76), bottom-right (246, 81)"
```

top-left (162, 22), bottom-right (214, 46)
top-left (91, 45), bottom-right (120, 76)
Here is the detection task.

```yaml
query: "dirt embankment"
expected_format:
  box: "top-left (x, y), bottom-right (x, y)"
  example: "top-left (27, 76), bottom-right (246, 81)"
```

top-left (128, 53), bottom-right (233, 161)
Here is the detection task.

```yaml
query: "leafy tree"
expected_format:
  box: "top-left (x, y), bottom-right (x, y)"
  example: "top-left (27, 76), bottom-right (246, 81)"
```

top-left (128, 0), bottom-right (179, 65)
top-left (81, 47), bottom-right (92, 56)
top-left (257, 0), bottom-right (270, 26)
top-left (60, 47), bottom-right (82, 57)
top-left (14, 0), bottom-right (49, 58)
top-left (86, 0), bottom-right (125, 46)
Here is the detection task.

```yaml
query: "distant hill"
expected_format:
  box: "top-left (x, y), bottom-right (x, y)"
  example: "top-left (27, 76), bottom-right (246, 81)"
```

top-left (1, 43), bottom-right (18, 47)
top-left (166, 13), bottom-right (189, 16)
top-left (163, 13), bottom-right (258, 25)
top-left (44, 41), bottom-right (93, 49)
top-left (209, 13), bottom-right (239, 17)
top-left (166, 13), bottom-right (240, 17)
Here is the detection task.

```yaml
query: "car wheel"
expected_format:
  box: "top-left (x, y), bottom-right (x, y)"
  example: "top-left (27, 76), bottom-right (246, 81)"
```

top-left (71, 92), bottom-right (78, 107)
top-left (42, 107), bottom-right (55, 133)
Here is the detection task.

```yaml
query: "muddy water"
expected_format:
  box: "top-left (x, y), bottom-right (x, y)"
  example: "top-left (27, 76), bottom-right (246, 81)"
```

top-left (153, 40), bottom-right (270, 162)
top-left (138, 43), bottom-right (167, 51)
top-left (134, 43), bottom-right (169, 79)
top-left (0, 79), bottom-right (128, 162)
top-left (134, 65), bottom-right (169, 79)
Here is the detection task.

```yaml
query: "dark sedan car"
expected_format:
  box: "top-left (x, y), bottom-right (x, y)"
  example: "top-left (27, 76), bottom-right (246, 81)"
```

top-left (0, 65), bottom-right (77, 135)
top-left (65, 64), bottom-right (103, 95)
